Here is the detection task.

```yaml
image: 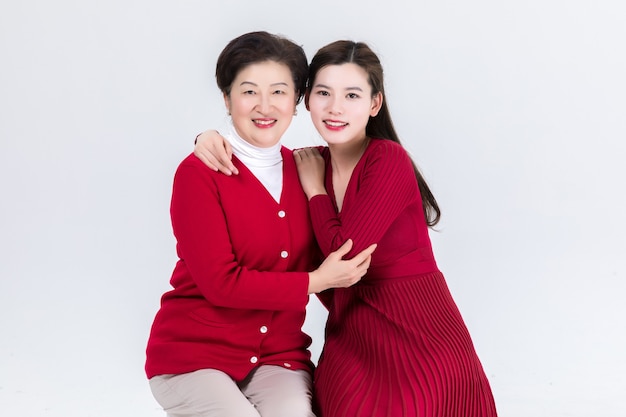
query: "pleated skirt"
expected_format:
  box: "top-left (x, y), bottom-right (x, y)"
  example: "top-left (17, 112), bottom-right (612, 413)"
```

top-left (313, 271), bottom-right (497, 417)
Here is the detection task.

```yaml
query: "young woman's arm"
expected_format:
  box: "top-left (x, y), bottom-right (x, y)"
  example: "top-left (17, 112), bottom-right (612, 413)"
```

top-left (296, 141), bottom-right (418, 258)
top-left (194, 130), bottom-right (239, 175)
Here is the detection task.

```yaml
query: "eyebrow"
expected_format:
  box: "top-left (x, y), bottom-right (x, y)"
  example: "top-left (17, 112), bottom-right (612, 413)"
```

top-left (239, 81), bottom-right (290, 87)
top-left (314, 83), bottom-right (364, 92)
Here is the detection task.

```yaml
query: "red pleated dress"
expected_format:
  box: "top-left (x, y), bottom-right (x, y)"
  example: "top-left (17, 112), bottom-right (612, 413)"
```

top-left (308, 139), bottom-right (497, 417)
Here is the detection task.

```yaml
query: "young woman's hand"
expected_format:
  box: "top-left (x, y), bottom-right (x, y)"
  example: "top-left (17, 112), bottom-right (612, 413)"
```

top-left (293, 147), bottom-right (327, 199)
top-left (194, 130), bottom-right (239, 175)
top-left (308, 239), bottom-right (377, 294)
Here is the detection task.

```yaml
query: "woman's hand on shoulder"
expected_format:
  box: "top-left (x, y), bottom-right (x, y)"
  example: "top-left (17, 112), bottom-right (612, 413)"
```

top-left (194, 130), bottom-right (238, 175)
top-left (293, 147), bottom-right (326, 199)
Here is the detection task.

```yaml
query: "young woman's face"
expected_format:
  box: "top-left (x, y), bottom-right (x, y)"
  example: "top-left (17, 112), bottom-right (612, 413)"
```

top-left (306, 63), bottom-right (382, 146)
top-left (225, 60), bottom-right (297, 148)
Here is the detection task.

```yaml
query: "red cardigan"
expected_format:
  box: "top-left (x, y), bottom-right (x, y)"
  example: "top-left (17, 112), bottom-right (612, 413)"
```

top-left (145, 148), bottom-right (318, 381)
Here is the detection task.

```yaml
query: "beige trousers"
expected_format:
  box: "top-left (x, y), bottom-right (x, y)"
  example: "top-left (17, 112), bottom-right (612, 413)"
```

top-left (149, 365), bottom-right (315, 417)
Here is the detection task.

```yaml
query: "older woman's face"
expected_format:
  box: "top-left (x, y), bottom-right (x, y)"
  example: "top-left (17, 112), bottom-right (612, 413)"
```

top-left (225, 60), bottom-right (297, 148)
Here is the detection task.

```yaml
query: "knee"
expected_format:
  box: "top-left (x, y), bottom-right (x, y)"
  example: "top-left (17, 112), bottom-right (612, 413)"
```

top-left (259, 396), bottom-right (315, 417)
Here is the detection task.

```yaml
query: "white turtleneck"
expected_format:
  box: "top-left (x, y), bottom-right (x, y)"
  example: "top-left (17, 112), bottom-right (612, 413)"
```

top-left (222, 119), bottom-right (283, 203)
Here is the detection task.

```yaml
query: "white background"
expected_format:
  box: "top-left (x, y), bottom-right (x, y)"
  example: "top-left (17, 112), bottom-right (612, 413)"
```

top-left (1, 1), bottom-right (625, 416)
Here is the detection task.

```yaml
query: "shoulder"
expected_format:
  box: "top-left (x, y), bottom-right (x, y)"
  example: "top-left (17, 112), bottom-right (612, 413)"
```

top-left (176, 153), bottom-right (218, 174)
top-left (369, 137), bottom-right (407, 154)
top-left (174, 153), bottom-right (222, 186)
top-left (365, 138), bottom-right (413, 167)
top-left (178, 152), bottom-right (209, 168)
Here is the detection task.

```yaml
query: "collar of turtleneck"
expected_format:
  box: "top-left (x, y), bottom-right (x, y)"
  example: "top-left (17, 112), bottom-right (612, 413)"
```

top-left (224, 119), bottom-right (283, 168)
top-left (223, 119), bottom-right (283, 203)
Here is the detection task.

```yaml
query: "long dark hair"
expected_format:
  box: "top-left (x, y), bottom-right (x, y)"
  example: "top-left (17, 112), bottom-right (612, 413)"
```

top-left (307, 41), bottom-right (441, 227)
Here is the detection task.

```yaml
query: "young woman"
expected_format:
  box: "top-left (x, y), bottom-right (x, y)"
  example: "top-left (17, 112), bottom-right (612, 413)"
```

top-left (195, 40), bottom-right (498, 417)
top-left (145, 32), bottom-right (376, 417)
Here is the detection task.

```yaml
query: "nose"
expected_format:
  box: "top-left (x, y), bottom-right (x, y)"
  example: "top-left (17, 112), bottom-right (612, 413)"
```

top-left (256, 94), bottom-right (271, 114)
top-left (329, 95), bottom-right (343, 115)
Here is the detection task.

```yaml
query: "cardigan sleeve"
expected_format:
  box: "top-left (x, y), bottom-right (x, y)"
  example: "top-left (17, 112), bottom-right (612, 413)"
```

top-left (170, 156), bottom-right (310, 311)
top-left (308, 141), bottom-right (419, 259)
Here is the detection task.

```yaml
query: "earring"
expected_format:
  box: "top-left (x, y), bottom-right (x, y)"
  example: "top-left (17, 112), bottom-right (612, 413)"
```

top-left (294, 109), bottom-right (298, 116)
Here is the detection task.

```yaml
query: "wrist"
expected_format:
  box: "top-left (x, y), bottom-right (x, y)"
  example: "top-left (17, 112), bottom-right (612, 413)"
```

top-left (307, 271), bottom-right (323, 294)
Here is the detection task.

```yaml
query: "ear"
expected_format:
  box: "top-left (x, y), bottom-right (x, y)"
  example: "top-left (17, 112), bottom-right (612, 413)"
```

top-left (370, 92), bottom-right (383, 117)
top-left (223, 92), bottom-right (231, 114)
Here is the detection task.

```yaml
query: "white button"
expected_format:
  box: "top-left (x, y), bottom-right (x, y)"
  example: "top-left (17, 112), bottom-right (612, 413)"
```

top-left (260, 326), bottom-right (268, 334)
top-left (250, 356), bottom-right (258, 364)
top-left (284, 362), bottom-right (292, 368)
top-left (280, 251), bottom-right (288, 258)
top-left (278, 210), bottom-right (286, 218)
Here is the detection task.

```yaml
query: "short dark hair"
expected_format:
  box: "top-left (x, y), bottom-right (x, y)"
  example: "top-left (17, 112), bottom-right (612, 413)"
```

top-left (216, 31), bottom-right (308, 104)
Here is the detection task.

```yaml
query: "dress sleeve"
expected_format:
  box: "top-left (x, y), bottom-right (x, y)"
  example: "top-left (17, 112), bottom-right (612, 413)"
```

top-left (316, 289), bottom-right (334, 310)
top-left (308, 141), bottom-right (419, 259)
top-left (170, 157), bottom-right (309, 311)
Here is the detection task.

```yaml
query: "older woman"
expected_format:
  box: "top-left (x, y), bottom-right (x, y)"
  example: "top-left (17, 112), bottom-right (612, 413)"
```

top-left (145, 32), bottom-right (376, 417)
